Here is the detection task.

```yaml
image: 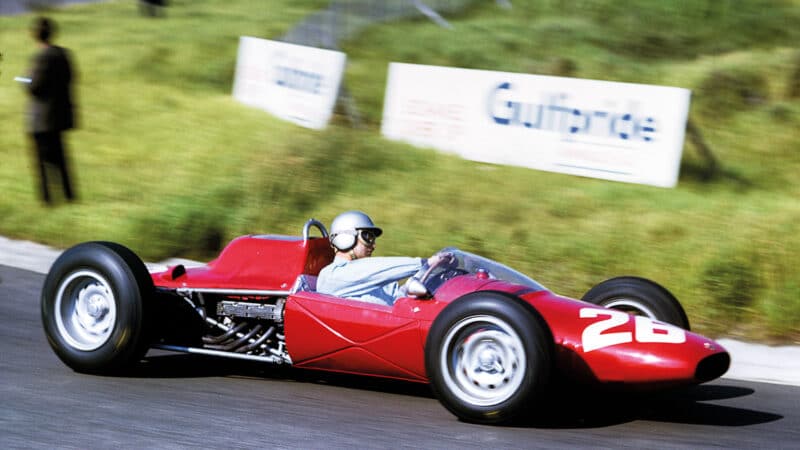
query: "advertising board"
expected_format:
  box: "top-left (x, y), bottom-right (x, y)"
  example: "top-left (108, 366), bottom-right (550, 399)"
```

top-left (381, 63), bottom-right (691, 187)
top-left (232, 37), bottom-right (346, 130)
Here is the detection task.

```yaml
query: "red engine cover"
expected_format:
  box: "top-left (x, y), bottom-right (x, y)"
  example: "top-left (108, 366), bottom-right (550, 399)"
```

top-left (152, 235), bottom-right (333, 291)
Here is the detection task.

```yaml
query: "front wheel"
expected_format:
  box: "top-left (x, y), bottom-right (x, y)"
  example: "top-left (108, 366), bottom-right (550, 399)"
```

top-left (41, 241), bottom-right (154, 373)
top-left (582, 276), bottom-right (690, 330)
top-left (425, 292), bottom-right (552, 424)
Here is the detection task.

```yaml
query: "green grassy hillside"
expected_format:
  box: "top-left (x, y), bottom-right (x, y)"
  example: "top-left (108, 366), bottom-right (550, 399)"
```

top-left (1, 0), bottom-right (799, 342)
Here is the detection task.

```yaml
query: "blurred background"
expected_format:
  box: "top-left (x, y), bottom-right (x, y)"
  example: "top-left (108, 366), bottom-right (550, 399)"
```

top-left (1, 0), bottom-right (799, 342)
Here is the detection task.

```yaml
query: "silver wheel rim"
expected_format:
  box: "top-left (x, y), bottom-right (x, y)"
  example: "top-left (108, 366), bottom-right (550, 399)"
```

top-left (604, 298), bottom-right (657, 319)
top-left (54, 270), bottom-right (117, 351)
top-left (440, 315), bottom-right (526, 407)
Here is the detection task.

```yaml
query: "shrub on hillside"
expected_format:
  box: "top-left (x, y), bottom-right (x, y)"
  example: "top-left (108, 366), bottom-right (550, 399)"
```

top-left (581, 0), bottom-right (800, 58)
top-left (700, 250), bottom-right (761, 321)
top-left (129, 187), bottom-right (239, 260)
top-left (762, 280), bottom-right (800, 340)
top-left (696, 68), bottom-right (769, 117)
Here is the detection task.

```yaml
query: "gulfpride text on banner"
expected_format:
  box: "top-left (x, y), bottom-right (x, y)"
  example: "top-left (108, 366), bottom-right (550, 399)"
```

top-left (381, 63), bottom-right (691, 187)
top-left (232, 37), bottom-right (346, 130)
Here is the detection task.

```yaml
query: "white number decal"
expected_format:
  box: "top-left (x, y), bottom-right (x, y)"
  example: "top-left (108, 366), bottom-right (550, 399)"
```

top-left (634, 316), bottom-right (686, 344)
top-left (580, 309), bottom-right (632, 352)
top-left (580, 308), bottom-right (686, 352)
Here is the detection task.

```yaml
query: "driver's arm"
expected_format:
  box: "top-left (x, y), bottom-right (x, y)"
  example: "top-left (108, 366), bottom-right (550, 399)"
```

top-left (317, 256), bottom-right (424, 301)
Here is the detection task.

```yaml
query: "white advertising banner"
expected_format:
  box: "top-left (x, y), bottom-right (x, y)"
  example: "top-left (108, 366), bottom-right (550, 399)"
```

top-left (232, 37), bottom-right (346, 130)
top-left (381, 63), bottom-right (691, 187)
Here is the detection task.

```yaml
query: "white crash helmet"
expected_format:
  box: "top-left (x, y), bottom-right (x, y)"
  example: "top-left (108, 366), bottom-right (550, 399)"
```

top-left (329, 210), bottom-right (383, 251)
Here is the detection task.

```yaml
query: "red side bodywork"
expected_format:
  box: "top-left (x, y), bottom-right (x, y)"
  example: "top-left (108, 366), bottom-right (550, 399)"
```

top-left (152, 234), bottom-right (729, 387)
top-left (284, 276), bottom-right (728, 387)
top-left (284, 292), bottom-right (430, 382)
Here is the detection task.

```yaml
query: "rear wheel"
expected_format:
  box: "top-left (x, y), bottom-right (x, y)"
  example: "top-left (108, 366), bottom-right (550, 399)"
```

top-left (582, 276), bottom-right (690, 330)
top-left (41, 242), bottom-right (154, 373)
top-left (425, 292), bottom-right (551, 424)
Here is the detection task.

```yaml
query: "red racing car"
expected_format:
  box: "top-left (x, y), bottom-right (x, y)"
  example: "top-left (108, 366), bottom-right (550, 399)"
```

top-left (41, 219), bottom-right (729, 424)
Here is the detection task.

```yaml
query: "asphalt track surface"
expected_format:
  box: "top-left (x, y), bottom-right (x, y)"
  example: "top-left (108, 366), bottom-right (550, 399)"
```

top-left (2, 264), bottom-right (800, 449)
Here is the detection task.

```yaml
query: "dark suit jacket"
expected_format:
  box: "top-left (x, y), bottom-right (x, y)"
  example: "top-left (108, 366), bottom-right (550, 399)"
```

top-left (27, 45), bottom-right (75, 133)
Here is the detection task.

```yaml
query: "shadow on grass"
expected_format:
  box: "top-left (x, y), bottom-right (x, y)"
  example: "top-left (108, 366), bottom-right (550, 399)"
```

top-left (679, 159), bottom-right (753, 188)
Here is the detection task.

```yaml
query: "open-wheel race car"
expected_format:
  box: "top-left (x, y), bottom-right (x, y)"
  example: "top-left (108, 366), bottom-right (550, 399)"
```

top-left (41, 219), bottom-right (730, 424)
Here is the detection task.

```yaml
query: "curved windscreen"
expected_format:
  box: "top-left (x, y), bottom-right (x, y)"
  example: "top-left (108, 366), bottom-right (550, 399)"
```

top-left (424, 247), bottom-right (546, 294)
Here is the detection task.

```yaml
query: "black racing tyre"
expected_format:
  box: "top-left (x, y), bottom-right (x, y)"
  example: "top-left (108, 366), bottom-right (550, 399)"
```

top-left (41, 241), bottom-right (154, 373)
top-left (581, 276), bottom-right (690, 330)
top-left (425, 291), bottom-right (552, 424)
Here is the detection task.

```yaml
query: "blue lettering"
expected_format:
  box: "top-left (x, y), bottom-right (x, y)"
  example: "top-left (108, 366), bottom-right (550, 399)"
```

top-left (488, 82), bottom-right (513, 125)
top-left (611, 113), bottom-right (633, 140)
top-left (523, 103), bottom-right (544, 129)
top-left (486, 82), bottom-right (659, 144)
top-left (274, 66), bottom-right (322, 95)
top-left (638, 117), bottom-right (656, 142)
top-left (569, 108), bottom-right (589, 134)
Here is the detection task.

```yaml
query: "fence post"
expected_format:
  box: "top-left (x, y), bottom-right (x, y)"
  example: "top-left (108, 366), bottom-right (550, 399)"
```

top-left (685, 119), bottom-right (719, 180)
top-left (788, 50), bottom-right (800, 99)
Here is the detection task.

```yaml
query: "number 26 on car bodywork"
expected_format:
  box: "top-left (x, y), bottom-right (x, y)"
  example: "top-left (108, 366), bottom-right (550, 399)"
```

top-left (580, 308), bottom-right (686, 352)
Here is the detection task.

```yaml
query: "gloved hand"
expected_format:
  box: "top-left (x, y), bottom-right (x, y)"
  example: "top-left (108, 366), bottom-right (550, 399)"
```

top-left (427, 251), bottom-right (456, 268)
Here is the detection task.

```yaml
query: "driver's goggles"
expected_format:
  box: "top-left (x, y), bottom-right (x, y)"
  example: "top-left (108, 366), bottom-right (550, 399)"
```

top-left (358, 229), bottom-right (378, 246)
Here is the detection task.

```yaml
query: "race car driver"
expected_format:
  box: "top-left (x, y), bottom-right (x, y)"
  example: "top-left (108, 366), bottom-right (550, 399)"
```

top-left (316, 211), bottom-right (448, 305)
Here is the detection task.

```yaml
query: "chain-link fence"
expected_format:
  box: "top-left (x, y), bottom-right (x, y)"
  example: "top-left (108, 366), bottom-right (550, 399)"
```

top-left (278, 0), bottom-right (512, 125)
top-left (281, 0), bottom-right (511, 49)
top-left (4, 0), bottom-right (508, 47)
top-left (0, 0), bottom-right (108, 15)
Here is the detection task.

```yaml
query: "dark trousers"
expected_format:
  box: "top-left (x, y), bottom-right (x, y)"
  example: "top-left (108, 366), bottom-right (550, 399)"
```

top-left (32, 131), bottom-right (75, 203)
top-left (139, 0), bottom-right (166, 16)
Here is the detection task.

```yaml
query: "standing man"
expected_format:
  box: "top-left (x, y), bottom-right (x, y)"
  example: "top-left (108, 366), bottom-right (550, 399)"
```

top-left (26, 17), bottom-right (77, 204)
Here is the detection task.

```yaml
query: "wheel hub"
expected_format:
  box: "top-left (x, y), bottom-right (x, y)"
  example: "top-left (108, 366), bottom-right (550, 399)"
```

top-left (476, 344), bottom-right (503, 373)
top-left (54, 270), bottom-right (117, 351)
top-left (442, 316), bottom-right (527, 407)
top-left (83, 287), bottom-right (110, 319)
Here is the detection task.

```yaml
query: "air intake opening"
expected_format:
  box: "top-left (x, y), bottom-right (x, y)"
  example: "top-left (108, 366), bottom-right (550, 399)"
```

top-left (695, 352), bottom-right (731, 382)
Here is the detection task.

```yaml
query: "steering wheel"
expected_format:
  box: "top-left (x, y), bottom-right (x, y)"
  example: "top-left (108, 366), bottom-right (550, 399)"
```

top-left (419, 252), bottom-right (456, 284)
top-left (405, 252), bottom-right (463, 297)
